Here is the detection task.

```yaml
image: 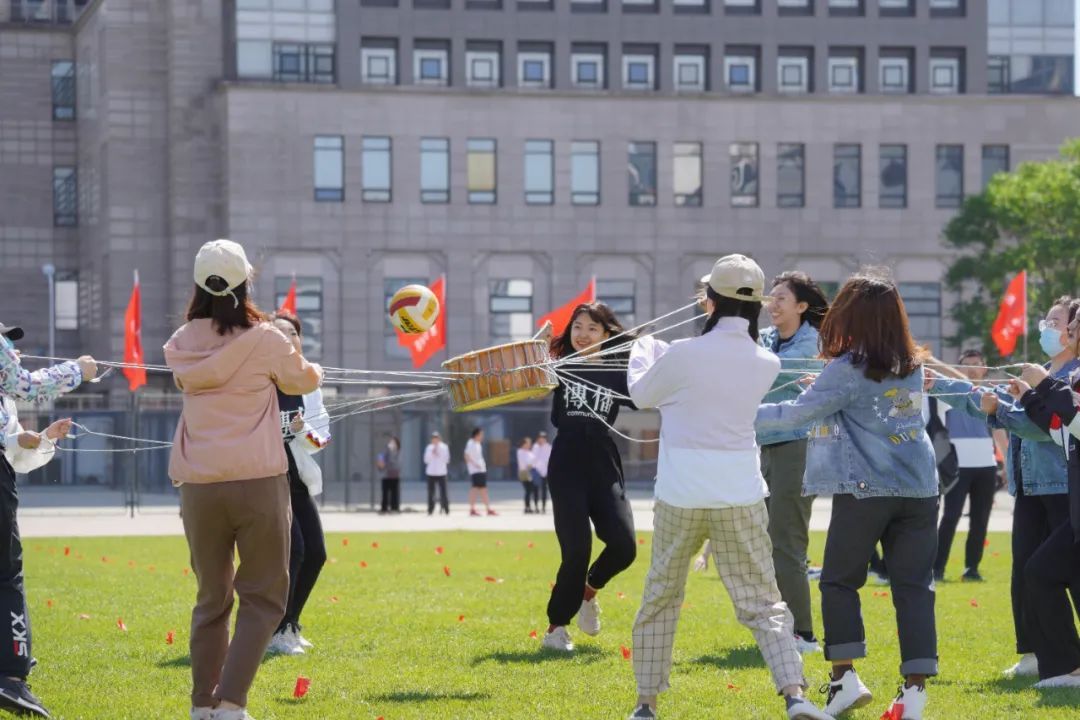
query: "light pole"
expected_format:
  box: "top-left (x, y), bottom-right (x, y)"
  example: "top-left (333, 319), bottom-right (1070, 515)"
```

top-left (41, 263), bottom-right (55, 362)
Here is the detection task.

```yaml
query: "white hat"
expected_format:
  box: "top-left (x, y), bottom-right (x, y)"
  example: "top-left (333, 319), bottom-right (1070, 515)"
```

top-left (700, 254), bottom-right (769, 303)
top-left (194, 239), bottom-right (252, 306)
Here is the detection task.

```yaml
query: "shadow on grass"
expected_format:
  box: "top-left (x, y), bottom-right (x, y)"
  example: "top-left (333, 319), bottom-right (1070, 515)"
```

top-left (687, 646), bottom-right (766, 670)
top-left (157, 655), bottom-right (191, 669)
top-left (471, 645), bottom-right (603, 666)
top-left (365, 690), bottom-right (492, 704)
top-left (971, 677), bottom-right (1080, 708)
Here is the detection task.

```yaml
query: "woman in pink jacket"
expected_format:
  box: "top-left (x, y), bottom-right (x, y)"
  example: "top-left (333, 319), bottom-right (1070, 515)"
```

top-left (165, 240), bottom-right (321, 720)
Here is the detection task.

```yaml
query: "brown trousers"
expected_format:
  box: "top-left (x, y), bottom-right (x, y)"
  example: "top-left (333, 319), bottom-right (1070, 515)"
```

top-left (180, 474), bottom-right (292, 709)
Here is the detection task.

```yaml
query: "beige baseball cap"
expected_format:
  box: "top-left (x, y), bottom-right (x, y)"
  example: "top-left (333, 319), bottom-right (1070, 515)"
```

top-left (700, 254), bottom-right (769, 303)
top-left (194, 240), bottom-right (252, 303)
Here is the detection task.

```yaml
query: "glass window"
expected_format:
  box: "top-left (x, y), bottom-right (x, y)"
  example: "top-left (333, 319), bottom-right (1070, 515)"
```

top-left (778, 56), bottom-right (809, 93)
top-left (276, 276), bottom-right (324, 360)
top-left (313, 135), bottom-right (344, 201)
top-left (777, 143), bottom-right (805, 208)
top-left (879, 0), bottom-right (912, 9)
top-left (361, 46), bottom-right (396, 84)
top-left (1045, 0), bottom-right (1073, 26)
top-left (596, 280), bottom-right (636, 327)
top-left (1011, 0), bottom-right (1043, 24)
top-left (929, 57), bottom-right (960, 94)
top-left (55, 277), bottom-right (78, 330)
top-left (673, 142), bottom-right (703, 207)
top-left (988, 55), bottom-right (1009, 93)
top-left (899, 282), bottom-right (941, 356)
top-left (730, 142), bottom-right (758, 207)
top-left (362, 136), bottom-right (391, 202)
top-left (53, 167), bottom-right (77, 226)
top-left (674, 55), bottom-right (706, 92)
top-left (518, 52), bottom-right (551, 88)
top-left (414, 49), bottom-right (449, 85)
top-left (237, 40), bottom-right (273, 78)
top-left (628, 141), bottom-right (657, 206)
top-left (1009, 55), bottom-right (1074, 94)
top-left (524, 139), bottom-right (554, 204)
top-left (384, 276), bottom-right (427, 358)
top-left (879, 56), bottom-right (910, 93)
top-left (725, 55), bottom-right (756, 92)
top-left (879, 144), bottom-right (907, 209)
top-left (572, 53), bottom-right (604, 88)
top-left (935, 144), bottom-right (964, 208)
top-left (828, 56), bottom-right (859, 93)
top-left (489, 279), bottom-right (534, 343)
top-left (51, 61), bottom-right (75, 120)
top-left (467, 50), bottom-right (500, 87)
top-left (467, 138), bottom-right (497, 204)
top-left (571, 140), bottom-right (600, 205)
top-left (273, 43), bottom-right (335, 84)
top-left (833, 144), bottom-right (861, 208)
top-left (623, 54), bottom-right (655, 89)
top-left (420, 137), bottom-right (450, 203)
top-left (982, 144), bottom-right (1009, 188)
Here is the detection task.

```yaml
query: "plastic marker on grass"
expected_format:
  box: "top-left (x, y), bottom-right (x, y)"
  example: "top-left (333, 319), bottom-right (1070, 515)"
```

top-left (293, 677), bottom-right (311, 699)
top-left (166, 631), bottom-right (175, 645)
top-left (117, 618), bottom-right (127, 632)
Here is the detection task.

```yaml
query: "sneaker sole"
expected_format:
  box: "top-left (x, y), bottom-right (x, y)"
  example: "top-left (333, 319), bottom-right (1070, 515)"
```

top-left (0, 690), bottom-right (49, 718)
top-left (826, 692), bottom-right (873, 716)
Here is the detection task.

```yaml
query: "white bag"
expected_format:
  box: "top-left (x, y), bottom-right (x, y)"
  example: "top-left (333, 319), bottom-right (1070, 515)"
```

top-left (289, 436), bottom-right (323, 497)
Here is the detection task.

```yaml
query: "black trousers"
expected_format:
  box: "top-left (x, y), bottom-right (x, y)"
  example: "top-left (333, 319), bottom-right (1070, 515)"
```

top-left (1024, 522), bottom-right (1080, 679)
top-left (524, 481), bottom-right (540, 510)
top-left (539, 474), bottom-right (548, 511)
top-left (427, 475), bottom-right (449, 514)
top-left (821, 494), bottom-right (939, 677)
top-left (934, 466), bottom-right (997, 576)
top-left (1011, 487), bottom-right (1074, 654)
top-left (0, 457), bottom-right (31, 678)
top-left (546, 431), bottom-right (637, 626)
top-left (279, 454), bottom-right (327, 631)
top-left (380, 476), bottom-right (400, 512)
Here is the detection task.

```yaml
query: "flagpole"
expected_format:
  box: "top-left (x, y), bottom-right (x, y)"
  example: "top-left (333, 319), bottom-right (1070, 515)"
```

top-left (1022, 270), bottom-right (1028, 363)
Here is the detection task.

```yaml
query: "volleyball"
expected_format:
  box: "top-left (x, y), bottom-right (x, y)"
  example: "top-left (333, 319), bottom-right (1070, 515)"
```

top-left (389, 284), bottom-right (440, 334)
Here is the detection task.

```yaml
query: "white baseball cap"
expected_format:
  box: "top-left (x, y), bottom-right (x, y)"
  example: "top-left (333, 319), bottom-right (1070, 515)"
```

top-left (700, 254), bottom-right (769, 303)
top-left (193, 239), bottom-right (252, 306)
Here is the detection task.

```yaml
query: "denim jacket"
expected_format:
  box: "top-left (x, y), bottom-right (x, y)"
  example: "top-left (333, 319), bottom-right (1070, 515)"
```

top-left (755, 354), bottom-right (937, 499)
top-left (757, 322), bottom-right (825, 447)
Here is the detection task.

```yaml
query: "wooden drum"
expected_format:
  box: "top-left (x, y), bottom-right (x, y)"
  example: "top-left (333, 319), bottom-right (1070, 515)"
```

top-left (442, 340), bottom-right (558, 412)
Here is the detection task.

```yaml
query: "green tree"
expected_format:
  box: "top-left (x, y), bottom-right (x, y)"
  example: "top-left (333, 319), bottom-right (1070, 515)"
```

top-left (943, 140), bottom-right (1080, 363)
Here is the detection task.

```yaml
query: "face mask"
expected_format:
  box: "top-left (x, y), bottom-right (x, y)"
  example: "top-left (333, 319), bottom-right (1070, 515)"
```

top-left (1040, 327), bottom-right (1064, 357)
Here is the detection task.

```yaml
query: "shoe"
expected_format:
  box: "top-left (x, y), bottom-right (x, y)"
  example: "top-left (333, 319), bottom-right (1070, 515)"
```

top-left (0, 677), bottom-right (50, 718)
top-left (292, 623), bottom-right (313, 650)
top-left (822, 669), bottom-right (873, 716)
top-left (794, 633), bottom-right (821, 654)
top-left (1003, 653), bottom-right (1039, 678)
top-left (577, 597), bottom-right (601, 636)
top-left (786, 696), bottom-right (832, 720)
top-left (266, 628), bottom-right (303, 656)
top-left (1034, 673), bottom-right (1080, 689)
top-left (487, 509), bottom-right (498, 516)
top-left (806, 566), bottom-right (823, 581)
top-left (211, 709), bottom-right (255, 720)
top-left (961, 568), bottom-right (984, 582)
top-left (192, 708), bottom-right (214, 720)
top-left (882, 684), bottom-right (927, 720)
top-left (470, 509), bottom-right (481, 517)
top-left (627, 705), bottom-right (656, 719)
top-left (525, 507), bottom-right (534, 514)
top-left (542, 626), bottom-right (574, 652)
top-left (869, 571), bottom-right (890, 586)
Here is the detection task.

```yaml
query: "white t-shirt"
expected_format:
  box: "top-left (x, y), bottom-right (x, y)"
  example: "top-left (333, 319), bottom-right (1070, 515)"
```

top-left (423, 441), bottom-right (450, 476)
top-left (464, 438), bottom-right (486, 474)
top-left (532, 442), bottom-right (551, 477)
top-left (517, 447), bottom-right (534, 473)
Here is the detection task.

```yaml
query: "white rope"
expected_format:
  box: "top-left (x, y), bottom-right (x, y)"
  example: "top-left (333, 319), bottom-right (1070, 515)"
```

top-left (554, 301), bottom-right (700, 364)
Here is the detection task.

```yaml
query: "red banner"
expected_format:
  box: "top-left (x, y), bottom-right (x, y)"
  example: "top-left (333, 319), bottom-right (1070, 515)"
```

top-left (991, 270), bottom-right (1027, 356)
top-left (396, 276), bottom-right (446, 368)
top-left (123, 271), bottom-right (147, 392)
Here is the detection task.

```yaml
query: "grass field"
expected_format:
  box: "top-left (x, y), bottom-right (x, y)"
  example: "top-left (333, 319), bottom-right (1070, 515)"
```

top-left (17, 530), bottom-right (1080, 719)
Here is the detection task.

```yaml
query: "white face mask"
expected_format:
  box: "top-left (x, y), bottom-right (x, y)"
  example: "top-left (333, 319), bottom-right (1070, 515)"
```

top-left (388, 441), bottom-right (397, 450)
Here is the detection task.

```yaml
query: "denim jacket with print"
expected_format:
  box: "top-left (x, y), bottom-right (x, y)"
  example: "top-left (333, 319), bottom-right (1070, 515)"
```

top-left (755, 354), bottom-right (937, 499)
top-left (757, 322), bottom-right (824, 447)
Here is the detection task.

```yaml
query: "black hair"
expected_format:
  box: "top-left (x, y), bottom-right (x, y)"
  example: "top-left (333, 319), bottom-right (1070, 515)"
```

top-left (701, 286), bottom-right (761, 341)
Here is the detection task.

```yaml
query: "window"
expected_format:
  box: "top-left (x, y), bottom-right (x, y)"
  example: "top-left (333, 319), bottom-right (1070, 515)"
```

top-left (623, 53), bottom-right (655, 90)
top-left (982, 145), bottom-right (1009, 188)
top-left (929, 56), bottom-right (961, 94)
top-left (362, 136), bottom-right (392, 202)
top-left (361, 46), bottom-right (396, 85)
top-left (572, 53), bottom-right (604, 88)
top-left (833, 144), bottom-right (861, 208)
top-left (935, 144), bottom-right (964, 208)
top-left (988, 56), bottom-right (1009, 93)
top-left (524, 140), bottom-right (554, 204)
top-left (777, 143), bottom-right (805, 208)
top-left (55, 277), bottom-right (78, 330)
top-left (828, 0), bottom-right (861, 9)
top-left (828, 55), bottom-right (859, 93)
top-left (51, 61), bottom-right (75, 120)
top-left (597, 280), bottom-right (637, 327)
top-left (467, 50), bottom-right (500, 88)
top-left (899, 283), bottom-right (941, 356)
top-left (571, 141), bottom-right (600, 205)
top-left (235, 2), bottom-right (336, 80)
top-left (673, 142), bottom-right (703, 207)
top-left (778, 0), bottom-right (811, 9)
top-left (879, 144), bottom-right (907, 209)
top-left (879, 55), bottom-right (911, 93)
top-left (518, 51), bottom-right (552, 88)
top-left (276, 276), bottom-right (323, 361)
top-left (778, 55), bottom-right (809, 93)
top-left (725, 55), bottom-right (756, 92)
top-left (724, 0), bottom-right (760, 11)
top-left (420, 137), bottom-right (450, 203)
top-left (628, 141), bottom-right (656, 206)
top-left (385, 277), bottom-right (427, 358)
top-left (674, 54), bottom-right (707, 92)
top-left (730, 143), bottom-right (758, 207)
top-left (928, 0), bottom-right (960, 7)
top-left (273, 43), bottom-right (335, 84)
top-left (237, 41), bottom-right (273, 78)
top-left (490, 279), bottom-right (534, 343)
top-left (467, 138), bottom-right (497, 204)
top-left (879, 0), bottom-right (913, 10)
top-left (313, 136), bottom-right (344, 202)
top-left (414, 49), bottom-right (449, 85)
top-left (53, 167), bottom-right (77, 226)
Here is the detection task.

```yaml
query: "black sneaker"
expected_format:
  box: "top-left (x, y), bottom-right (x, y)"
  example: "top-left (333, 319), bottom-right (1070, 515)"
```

top-left (627, 705), bottom-right (656, 719)
top-left (962, 569), bottom-right (984, 582)
top-left (0, 677), bottom-right (50, 718)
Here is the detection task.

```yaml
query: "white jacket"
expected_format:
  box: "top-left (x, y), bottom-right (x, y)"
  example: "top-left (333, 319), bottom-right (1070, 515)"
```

top-left (2, 397), bottom-right (56, 475)
top-left (289, 388), bottom-right (331, 496)
top-left (424, 441), bottom-right (450, 475)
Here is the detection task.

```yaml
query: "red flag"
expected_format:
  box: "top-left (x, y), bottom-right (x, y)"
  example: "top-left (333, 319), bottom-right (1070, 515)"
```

top-left (122, 271), bottom-right (147, 392)
top-left (537, 278), bottom-right (597, 338)
top-left (278, 276), bottom-right (297, 316)
top-left (991, 270), bottom-right (1027, 356)
top-left (396, 275), bottom-right (446, 368)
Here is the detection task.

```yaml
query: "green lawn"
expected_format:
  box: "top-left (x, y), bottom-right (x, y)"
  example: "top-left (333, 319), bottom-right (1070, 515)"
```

top-left (19, 531), bottom-right (1080, 719)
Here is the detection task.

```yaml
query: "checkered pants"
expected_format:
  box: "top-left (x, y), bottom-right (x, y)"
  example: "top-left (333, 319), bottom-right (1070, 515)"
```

top-left (632, 500), bottom-right (806, 695)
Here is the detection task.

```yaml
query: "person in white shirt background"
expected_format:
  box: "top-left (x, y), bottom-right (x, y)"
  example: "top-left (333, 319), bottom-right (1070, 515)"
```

top-left (623, 254), bottom-right (830, 720)
top-left (517, 437), bottom-right (538, 514)
top-left (532, 431), bottom-right (552, 514)
top-left (423, 431), bottom-right (451, 515)
top-left (465, 427), bottom-right (496, 517)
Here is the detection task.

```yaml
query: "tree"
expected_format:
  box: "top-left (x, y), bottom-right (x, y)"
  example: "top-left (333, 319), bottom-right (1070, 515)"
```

top-left (943, 140), bottom-right (1080, 363)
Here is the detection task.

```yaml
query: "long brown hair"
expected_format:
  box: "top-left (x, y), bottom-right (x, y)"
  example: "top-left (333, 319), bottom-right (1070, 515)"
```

top-left (549, 302), bottom-right (632, 359)
top-left (818, 272), bottom-right (926, 381)
top-left (185, 278), bottom-right (265, 335)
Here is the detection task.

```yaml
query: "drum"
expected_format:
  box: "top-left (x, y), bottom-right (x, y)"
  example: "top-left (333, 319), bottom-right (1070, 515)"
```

top-left (442, 340), bottom-right (558, 412)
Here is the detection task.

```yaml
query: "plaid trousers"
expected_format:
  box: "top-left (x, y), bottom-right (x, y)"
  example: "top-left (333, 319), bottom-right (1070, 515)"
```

top-left (632, 499), bottom-right (806, 695)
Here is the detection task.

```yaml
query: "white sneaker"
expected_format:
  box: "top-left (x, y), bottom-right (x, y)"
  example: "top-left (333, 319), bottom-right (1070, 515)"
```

top-left (265, 628), bottom-right (304, 656)
top-left (786, 696), bottom-right (833, 720)
top-left (883, 684), bottom-right (927, 720)
top-left (191, 709), bottom-right (214, 720)
top-left (823, 669), bottom-right (873, 716)
top-left (869, 571), bottom-right (890, 586)
top-left (795, 634), bottom-right (821, 654)
top-left (1003, 653), bottom-right (1039, 678)
top-left (577, 597), bottom-right (601, 636)
top-left (295, 627), bottom-right (314, 649)
top-left (1034, 673), bottom-right (1080, 689)
top-left (542, 626), bottom-right (574, 652)
top-left (210, 709), bottom-right (256, 720)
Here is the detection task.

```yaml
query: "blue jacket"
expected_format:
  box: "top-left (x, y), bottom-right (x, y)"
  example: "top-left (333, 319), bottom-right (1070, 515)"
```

top-left (757, 322), bottom-right (824, 446)
top-left (755, 354), bottom-right (937, 499)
